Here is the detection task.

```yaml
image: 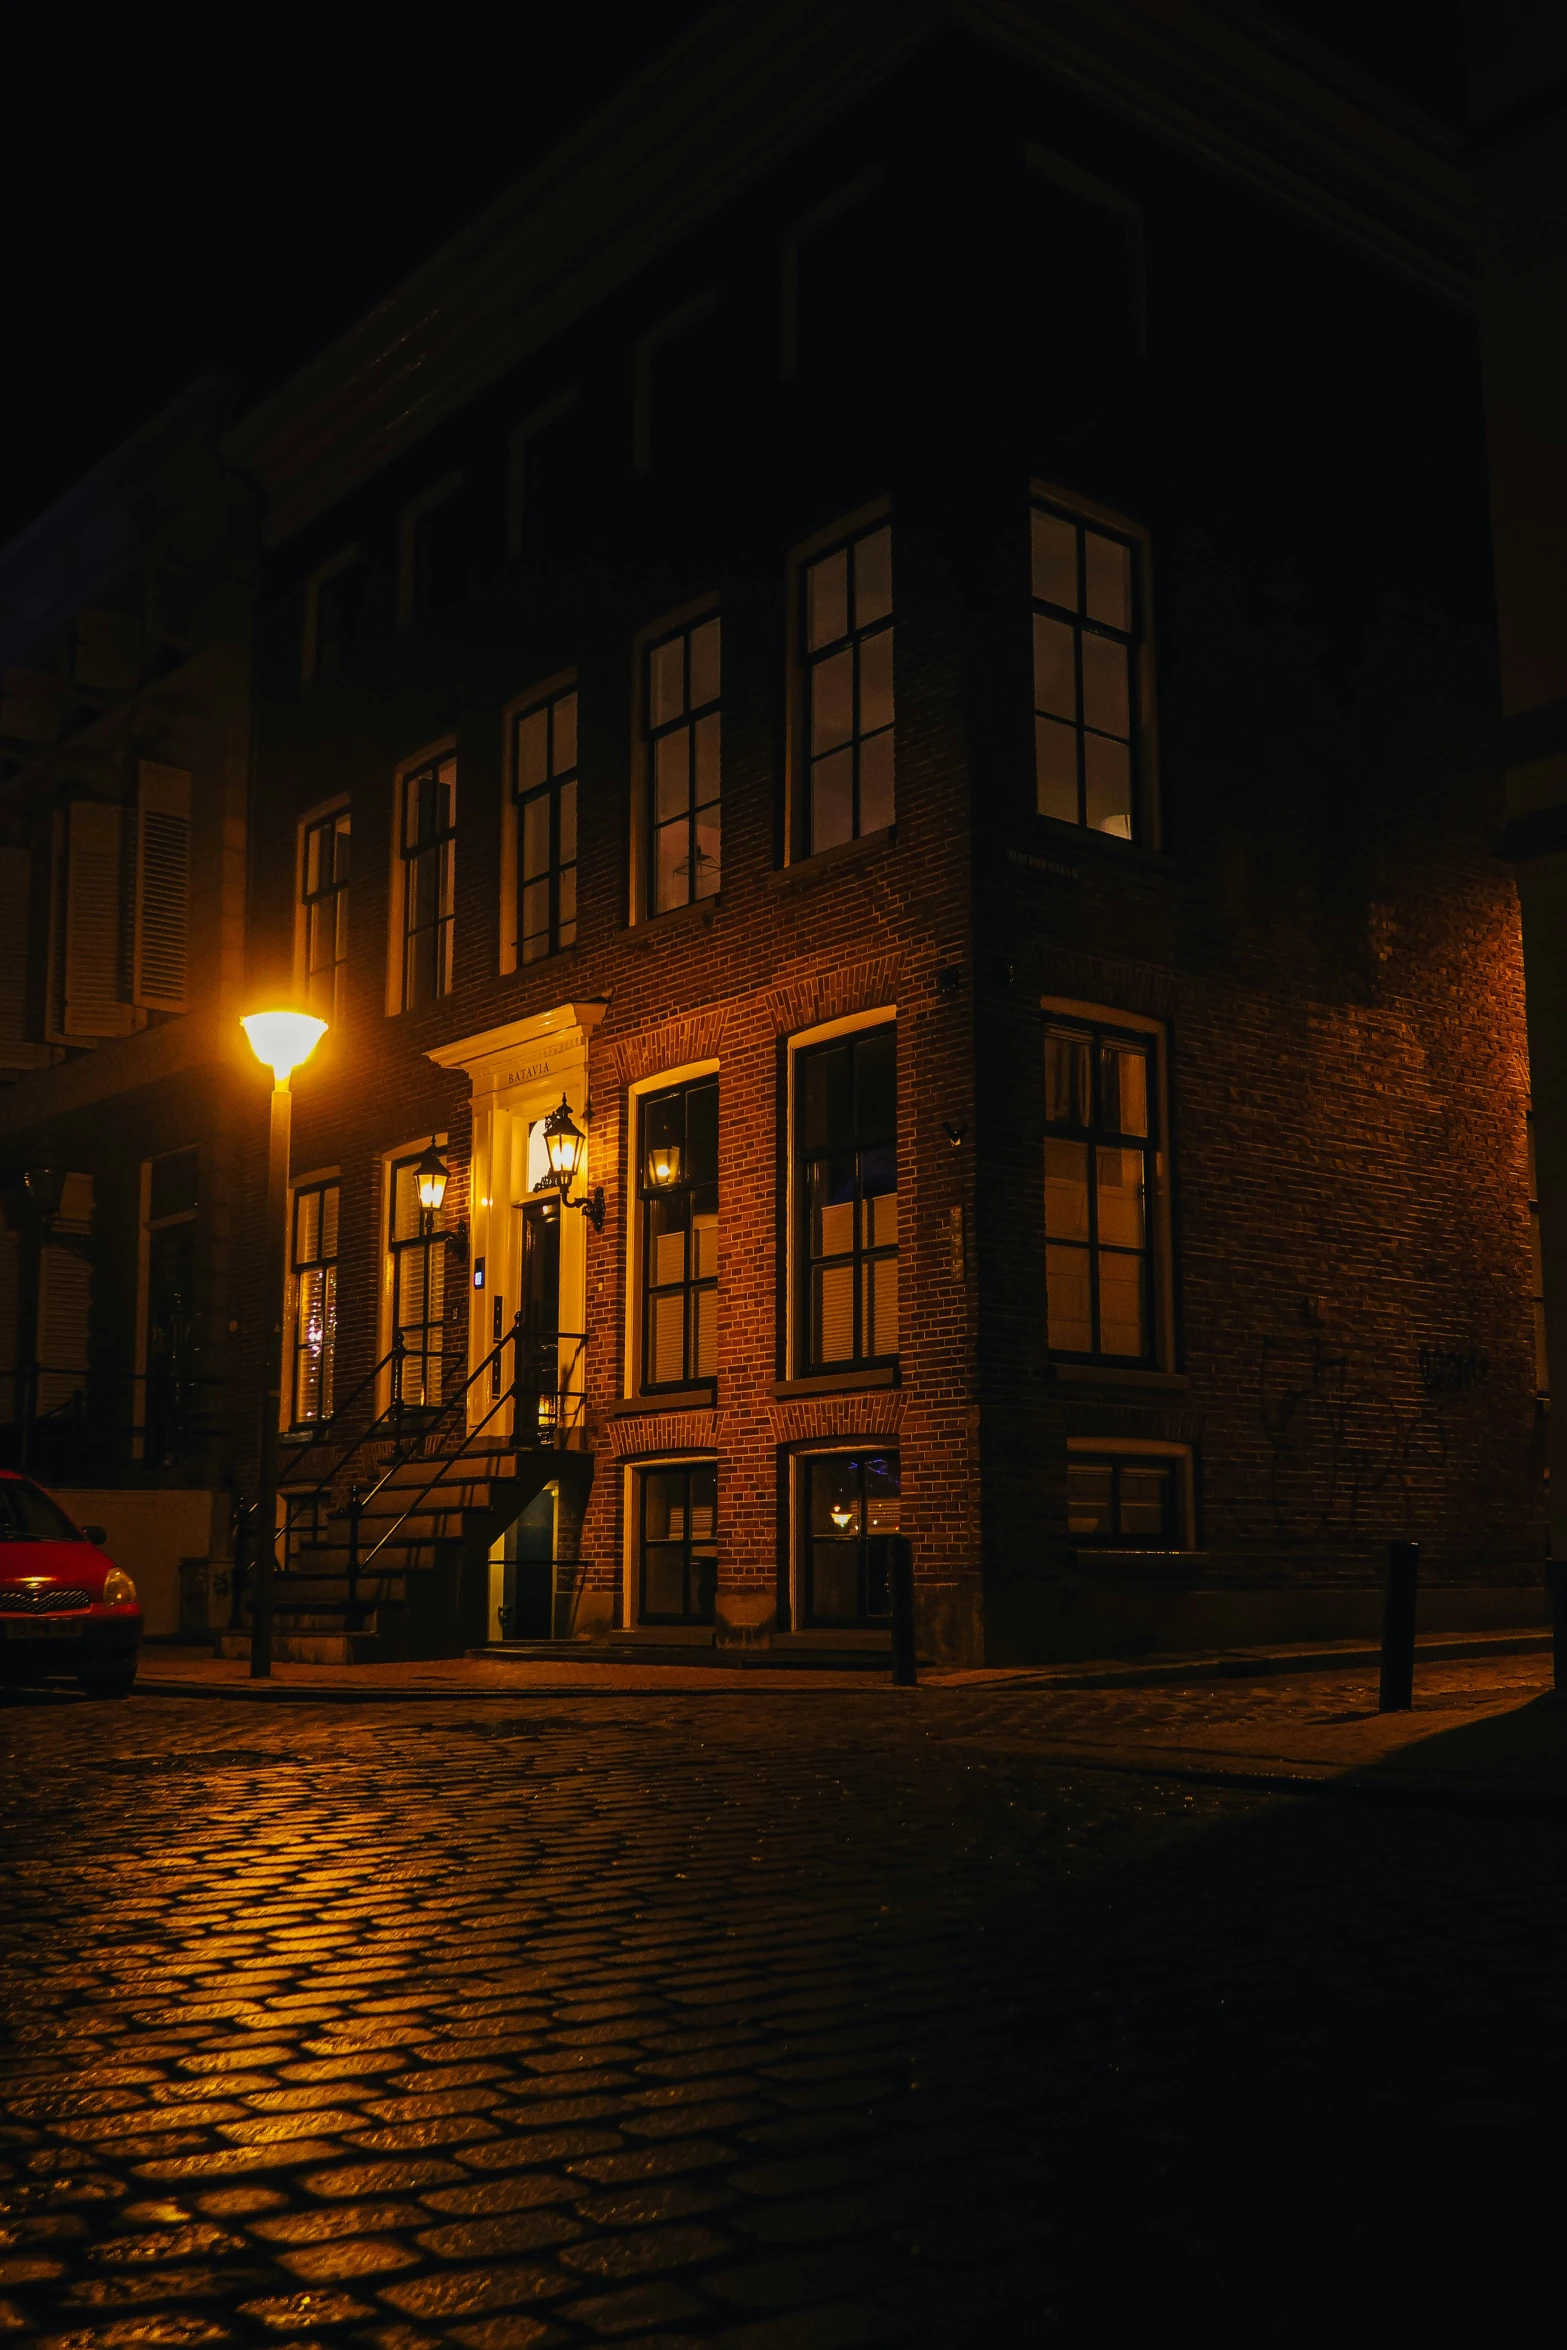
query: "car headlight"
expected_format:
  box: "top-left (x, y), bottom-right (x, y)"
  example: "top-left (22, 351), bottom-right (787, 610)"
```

top-left (102, 1568), bottom-right (137, 1606)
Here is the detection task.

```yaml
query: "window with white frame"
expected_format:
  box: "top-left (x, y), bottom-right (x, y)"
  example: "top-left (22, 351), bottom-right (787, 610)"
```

top-left (799, 1447), bottom-right (901, 1625)
top-left (638, 1076), bottom-right (718, 1390)
top-left (300, 809), bottom-right (349, 1021)
top-left (644, 615), bottom-right (720, 913)
top-left (1043, 1015), bottom-right (1159, 1363)
top-left (398, 754), bottom-right (455, 1009)
top-left (1031, 497), bottom-right (1145, 840)
top-left (514, 688), bottom-right (578, 964)
top-left (290, 1179), bottom-right (339, 1426)
top-left (636, 1461), bottom-right (717, 1624)
top-left (797, 1024), bottom-right (897, 1372)
top-left (800, 520), bottom-right (893, 855)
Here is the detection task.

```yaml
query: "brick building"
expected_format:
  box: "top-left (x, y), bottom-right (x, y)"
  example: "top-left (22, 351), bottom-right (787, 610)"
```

top-left (216, 0), bottom-right (1543, 1664)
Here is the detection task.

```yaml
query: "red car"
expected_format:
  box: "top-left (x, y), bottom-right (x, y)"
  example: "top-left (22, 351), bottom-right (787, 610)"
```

top-left (0, 1473), bottom-right (141, 1698)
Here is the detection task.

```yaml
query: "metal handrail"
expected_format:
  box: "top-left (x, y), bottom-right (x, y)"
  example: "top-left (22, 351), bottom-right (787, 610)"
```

top-left (277, 1334), bottom-right (419, 1495)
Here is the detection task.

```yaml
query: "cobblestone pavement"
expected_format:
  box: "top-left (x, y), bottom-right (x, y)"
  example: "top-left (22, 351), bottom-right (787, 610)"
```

top-left (2, 1671), bottom-right (1563, 2348)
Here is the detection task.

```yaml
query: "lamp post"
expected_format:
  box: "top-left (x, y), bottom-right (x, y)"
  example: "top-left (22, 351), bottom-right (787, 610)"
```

top-left (241, 1010), bottom-right (327, 1679)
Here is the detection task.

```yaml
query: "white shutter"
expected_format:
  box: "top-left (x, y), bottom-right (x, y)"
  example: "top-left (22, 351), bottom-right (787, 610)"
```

top-left (63, 803), bottom-right (134, 1038)
top-left (134, 762), bottom-right (191, 1012)
top-left (0, 848), bottom-right (48, 1072)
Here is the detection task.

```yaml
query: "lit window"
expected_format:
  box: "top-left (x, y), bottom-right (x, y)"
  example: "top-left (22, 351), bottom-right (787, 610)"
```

top-left (801, 522), bottom-right (893, 854)
top-left (514, 689), bottom-right (578, 964)
top-left (638, 1463), bottom-right (717, 1623)
top-left (389, 1150), bottom-right (447, 1407)
top-left (801, 1449), bottom-right (900, 1624)
top-left (1032, 500), bottom-right (1141, 839)
top-left (399, 755), bottom-right (455, 1008)
top-left (290, 1180), bottom-right (339, 1426)
top-left (1044, 1019), bottom-right (1155, 1362)
top-left (639, 1078), bottom-right (718, 1391)
top-left (645, 616), bottom-right (720, 912)
top-left (1067, 1453), bottom-right (1180, 1546)
top-left (301, 810), bottom-right (349, 1021)
top-left (798, 1025), bottom-right (897, 1371)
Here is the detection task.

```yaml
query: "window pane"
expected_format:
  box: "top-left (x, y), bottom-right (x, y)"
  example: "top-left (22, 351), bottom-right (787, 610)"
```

top-left (866, 1188), bottom-right (898, 1251)
top-left (859, 627), bottom-right (894, 736)
top-left (655, 729), bottom-right (690, 823)
top-left (803, 1047), bottom-right (853, 1151)
top-left (643, 1471), bottom-right (684, 1540)
top-left (651, 1292), bottom-right (685, 1383)
top-left (1067, 1462), bottom-right (1114, 1536)
top-left (553, 692), bottom-right (577, 773)
top-left (858, 727), bottom-right (894, 836)
top-left (558, 865), bottom-right (577, 935)
top-left (1046, 1242), bottom-right (1093, 1352)
top-left (320, 1185), bottom-right (339, 1259)
top-left (1082, 632), bottom-right (1130, 738)
top-left (1044, 1138), bottom-right (1090, 1240)
top-left (854, 526), bottom-right (892, 628)
top-left (1033, 614), bottom-right (1077, 720)
top-left (521, 878), bottom-right (550, 957)
top-left (693, 711), bottom-right (721, 805)
top-left (807, 549), bottom-right (849, 650)
top-left (558, 778), bottom-right (577, 865)
top-left (1096, 1147), bottom-right (1145, 1248)
top-left (811, 747), bottom-right (854, 852)
top-left (866, 1251), bottom-right (898, 1356)
top-left (642, 1549), bottom-right (687, 1616)
top-left (693, 807), bottom-right (721, 898)
top-left (1101, 1044), bottom-right (1149, 1138)
top-left (1120, 1464), bottom-right (1172, 1539)
top-left (1084, 733), bottom-right (1133, 838)
top-left (809, 1456), bottom-right (860, 1537)
top-left (517, 709), bottom-right (549, 792)
top-left (1045, 1030), bottom-right (1091, 1127)
top-left (690, 617), bottom-right (721, 708)
top-left (687, 1084), bottom-right (718, 1184)
top-left (650, 637), bottom-right (685, 727)
top-left (864, 1454), bottom-right (900, 1531)
top-left (651, 1202), bottom-right (688, 1287)
top-left (694, 1285), bottom-right (717, 1379)
top-left (811, 647), bottom-right (854, 754)
top-left (522, 795), bottom-right (551, 881)
top-left (1036, 716), bottom-right (1078, 822)
top-left (655, 820), bottom-right (688, 911)
top-left (1085, 531), bottom-right (1131, 631)
top-left (1032, 509), bottom-right (1078, 610)
top-left (295, 1187), bottom-right (321, 1266)
top-left (856, 1032), bottom-right (896, 1137)
top-left (815, 1263), bottom-right (855, 1363)
top-left (1098, 1250), bottom-right (1145, 1357)
top-left (809, 1541), bottom-right (860, 1621)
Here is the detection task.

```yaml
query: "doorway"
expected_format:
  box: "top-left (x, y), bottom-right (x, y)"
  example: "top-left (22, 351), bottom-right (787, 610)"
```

top-left (516, 1196), bottom-right (562, 1441)
top-left (503, 1485), bottom-right (555, 1639)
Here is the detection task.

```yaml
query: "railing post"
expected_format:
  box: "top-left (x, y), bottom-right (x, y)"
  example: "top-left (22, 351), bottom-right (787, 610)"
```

top-left (1379, 1539), bottom-right (1419, 1713)
top-left (345, 1483), bottom-right (364, 1632)
top-left (509, 1308), bottom-right (525, 1451)
top-left (392, 1330), bottom-right (407, 1437)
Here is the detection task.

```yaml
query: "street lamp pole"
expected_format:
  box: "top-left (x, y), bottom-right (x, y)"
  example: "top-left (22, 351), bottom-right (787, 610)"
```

top-left (241, 1011), bottom-right (327, 1681)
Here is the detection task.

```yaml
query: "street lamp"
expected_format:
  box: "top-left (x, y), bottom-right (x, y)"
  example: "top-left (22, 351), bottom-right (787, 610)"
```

top-left (537, 1095), bottom-right (605, 1230)
top-left (241, 1009), bottom-right (326, 1679)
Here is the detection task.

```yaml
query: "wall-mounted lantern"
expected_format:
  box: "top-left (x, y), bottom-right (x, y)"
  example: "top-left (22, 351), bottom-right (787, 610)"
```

top-left (537, 1095), bottom-right (605, 1231)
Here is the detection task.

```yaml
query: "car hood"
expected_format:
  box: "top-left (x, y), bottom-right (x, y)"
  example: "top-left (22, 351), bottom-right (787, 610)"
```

top-left (0, 1541), bottom-right (120, 1594)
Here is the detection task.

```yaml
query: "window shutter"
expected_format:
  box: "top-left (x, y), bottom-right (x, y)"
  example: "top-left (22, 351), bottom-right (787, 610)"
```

top-left (0, 847), bottom-right (48, 1072)
top-left (134, 763), bottom-right (191, 1012)
top-left (64, 803), bottom-right (134, 1039)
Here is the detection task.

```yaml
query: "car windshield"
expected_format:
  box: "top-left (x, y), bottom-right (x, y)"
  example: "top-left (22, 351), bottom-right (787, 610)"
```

top-left (0, 1480), bottom-right (85, 1542)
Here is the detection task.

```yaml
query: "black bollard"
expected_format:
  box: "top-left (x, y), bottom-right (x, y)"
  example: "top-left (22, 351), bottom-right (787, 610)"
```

top-left (889, 1535), bottom-right (918, 1687)
top-left (1547, 1560), bottom-right (1567, 1694)
top-left (1378, 1540), bottom-right (1419, 1713)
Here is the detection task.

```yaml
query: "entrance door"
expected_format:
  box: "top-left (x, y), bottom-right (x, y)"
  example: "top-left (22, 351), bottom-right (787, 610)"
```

top-left (516, 1198), bottom-right (561, 1441)
top-left (504, 1485), bottom-right (555, 1639)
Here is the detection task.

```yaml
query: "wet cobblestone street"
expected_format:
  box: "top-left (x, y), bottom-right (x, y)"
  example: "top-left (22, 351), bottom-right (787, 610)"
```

top-left (2, 1678), bottom-right (1563, 2346)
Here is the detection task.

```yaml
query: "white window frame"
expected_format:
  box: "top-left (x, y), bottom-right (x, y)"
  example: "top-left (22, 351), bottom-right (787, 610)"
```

top-left (783, 497), bottom-right (893, 868)
top-left (397, 475), bottom-right (463, 626)
top-left (499, 671), bottom-right (577, 977)
top-left (1065, 1437), bottom-right (1196, 1552)
top-left (622, 1057), bottom-right (721, 1399)
top-left (628, 596), bottom-right (721, 926)
top-left (1031, 477), bottom-right (1161, 851)
top-left (784, 1004), bottom-right (898, 1380)
top-left (281, 1165), bottom-right (342, 1434)
top-left (300, 544), bottom-right (362, 684)
top-left (293, 795), bottom-right (351, 1020)
top-left (376, 1132), bottom-right (451, 1417)
top-left (386, 737), bottom-right (457, 1016)
top-left (1042, 994), bottom-right (1175, 1373)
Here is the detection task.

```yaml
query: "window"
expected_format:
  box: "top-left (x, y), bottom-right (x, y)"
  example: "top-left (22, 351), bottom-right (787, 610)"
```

top-left (1044, 1019), bottom-right (1155, 1362)
top-left (1032, 500), bottom-right (1141, 839)
top-left (389, 1148), bottom-right (447, 1406)
top-left (1067, 1453), bottom-right (1179, 1546)
top-left (637, 1463), bottom-right (717, 1623)
top-left (801, 521), bottom-right (893, 854)
top-left (514, 689), bottom-right (577, 964)
top-left (399, 754), bottom-right (455, 1008)
top-left (802, 1449), bottom-right (900, 1624)
top-left (290, 1180), bottom-right (339, 1426)
top-left (798, 1025), bottom-right (897, 1371)
top-left (301, 810), bottom-right (349, 1021)
top-left (639, 1078), bottom-right (718, 1390)
top-left (645, 617), bottom-right (720, 913)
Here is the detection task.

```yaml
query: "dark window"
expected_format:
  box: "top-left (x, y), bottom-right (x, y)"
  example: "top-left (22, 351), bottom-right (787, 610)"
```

top-left (645, 617), bottom-right (721, 913)
top-left (1067, 1455), bottom-right (1177, 1546)
top-left (315, 563), bottom-right (363, 681)
top-left (389, 1151), bottom-right (447, 1406)
top-left (802, 1449), bottom-right (900, 1624)
top-left (302, 810), bottom-right (349, 1021)
top-left (1032, 502), bottom-right (1140, 839)
top-left (149, 1146), bottom-right (198, 1222)
top-left (798, 1025), bottom-right (897, 1371)
top-left (514, 689), bottom-right (577, 965)
top-left (414, 494), bottom-right (468, 615)
top-left (640, 1078), bottom-right (717, 1390)
top-left (1043, 1020), bottom-right (1155, 1362)
top-left (801, 522), bottom-right (893, 854)
top-left (638, 1463), bottom-right (717, 1623)
top-left (291, 1180), bottom-right (339, 1426)
top-left (400, 755), bottom-right (455, 1008)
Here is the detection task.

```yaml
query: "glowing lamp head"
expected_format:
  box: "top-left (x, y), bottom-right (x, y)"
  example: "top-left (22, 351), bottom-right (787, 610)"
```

top-left (542, 1096), bottom-right (585, 1188)
top-left (647, 1139), bottom-right (681, 1188)
top-left (242, 1010), bottom-right (327, 1086)
top-left (414, 1141), bottom-right (449, 1216)
top-left (829, 1503), bottom-right (857, 1534)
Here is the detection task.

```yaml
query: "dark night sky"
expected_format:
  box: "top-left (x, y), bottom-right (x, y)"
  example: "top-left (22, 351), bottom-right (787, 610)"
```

top-left (2, 1), bottom-right (1464, 550)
